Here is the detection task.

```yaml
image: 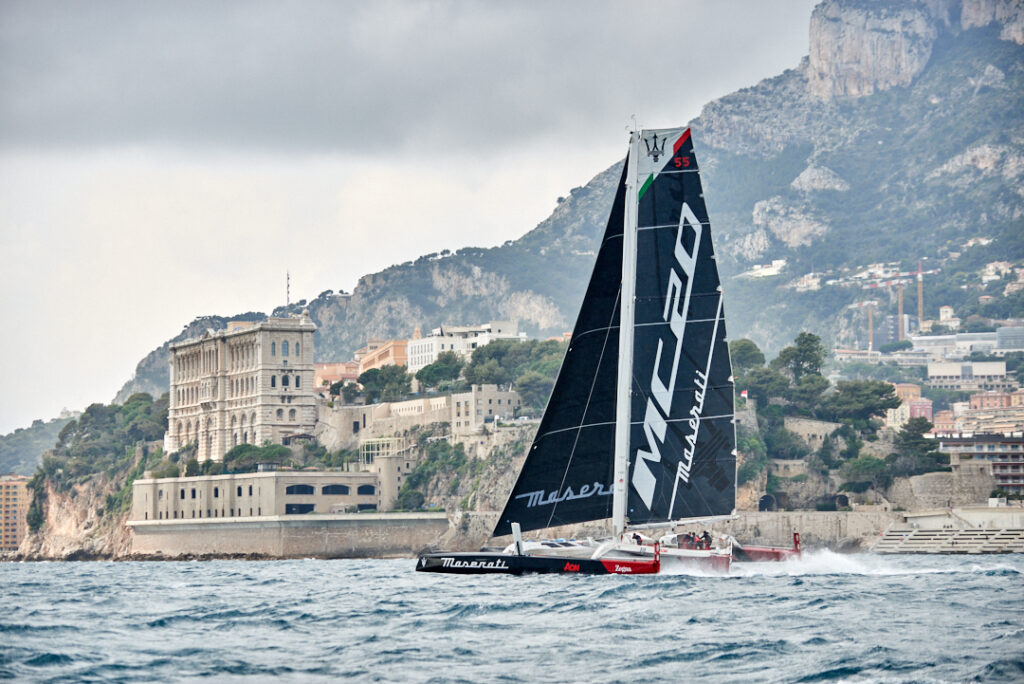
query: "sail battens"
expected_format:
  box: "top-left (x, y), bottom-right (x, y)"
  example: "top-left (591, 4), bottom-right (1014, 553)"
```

top-left (637, 221), bottom-right (710, 232)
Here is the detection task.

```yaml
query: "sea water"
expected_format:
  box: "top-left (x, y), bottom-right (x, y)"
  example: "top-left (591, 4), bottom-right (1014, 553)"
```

top-left (1, 552), bottom-right (1022, 682)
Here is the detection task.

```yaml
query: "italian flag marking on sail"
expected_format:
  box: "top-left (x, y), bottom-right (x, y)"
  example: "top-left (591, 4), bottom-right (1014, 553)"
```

top-left (638, 128), bottom-right (691, 201)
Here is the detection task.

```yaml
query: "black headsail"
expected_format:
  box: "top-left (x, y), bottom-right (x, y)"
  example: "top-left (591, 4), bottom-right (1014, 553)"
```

top-left (627, 128), bottom-right (736, 525)
top-left (492, 158), bottom-right (629, 537)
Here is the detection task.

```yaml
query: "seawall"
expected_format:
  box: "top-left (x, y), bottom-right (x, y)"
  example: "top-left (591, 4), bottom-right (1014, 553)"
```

top-left (477, 511), bottom-right (901, 553)
top-left (128, 513), bottom-right (449, 559)
top-left (705, 511), bottom-right (899, 551)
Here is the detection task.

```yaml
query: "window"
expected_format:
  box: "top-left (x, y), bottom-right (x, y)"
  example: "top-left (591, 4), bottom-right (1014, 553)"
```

top-left (248, 485), bottom-right (253, 496)
top-left (282, 341), bottom-right (289, 356)
top-left (285, 503), bottom-right (315, 514)
top-left (277, 409), bottom-right (284, 419)
top-left (357, 484), bottom-right (376, 496)
top-left (271, 375), bottom-right (277, 388)
top-left (191, 488), bottom-right (196, 499)
top-left (288, 409), bottom-right (296, 421)
top-left (282, 375), bottom-right (290, 387)
top-left (296, 342), bottom-right (300, 356)
top-left (214, 487), bottom-right (219, 498)
top-left (237, 486), bottom-right (242, 497)
top-left (322, 484), bottom-right (350, 495)
top-left (295, 376), bottom-right (300, 388)
top-left (285, 484), bottom-right (315, 495)
top-left (271, 342), bottom-right (276, 356)
top-left (180, 489), bottom-right (185, 500)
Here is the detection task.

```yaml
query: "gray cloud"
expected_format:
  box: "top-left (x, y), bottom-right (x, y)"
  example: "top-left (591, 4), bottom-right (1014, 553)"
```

top-left (1, 0), bottom-right (817, 153)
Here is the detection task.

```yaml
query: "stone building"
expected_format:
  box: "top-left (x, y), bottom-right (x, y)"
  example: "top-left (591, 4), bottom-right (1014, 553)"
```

top-left (927, 361), bottom-right (1012, 392)
top-left (782, 416), bottom-right (842, 452)
top-left (937, 433), bottom-right (1024, 496)
top-left (0, 475), bottom-right (29, 552)
top-left (451, 384), bottom-right (521, 436)
top-left (131, 470), bottom-right (380, 521)
top-left (165, 313), bottom-right (317, 462)
top-left (358, 339), bottom-right (409, 375)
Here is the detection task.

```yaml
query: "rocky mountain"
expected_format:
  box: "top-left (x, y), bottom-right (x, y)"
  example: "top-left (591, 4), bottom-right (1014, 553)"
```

top-left (116, 0), bottom-right (1023, 397)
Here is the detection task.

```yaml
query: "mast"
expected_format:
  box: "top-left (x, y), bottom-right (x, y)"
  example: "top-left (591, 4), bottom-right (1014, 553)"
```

top-left (612, 131), bottom-right (640, 537)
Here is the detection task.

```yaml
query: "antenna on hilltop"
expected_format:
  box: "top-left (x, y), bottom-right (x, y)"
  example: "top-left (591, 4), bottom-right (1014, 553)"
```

top-left (286, 271), bottom-right (291, 307)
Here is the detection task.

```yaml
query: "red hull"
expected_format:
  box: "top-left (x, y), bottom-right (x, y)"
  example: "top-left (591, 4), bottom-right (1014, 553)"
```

top-left (733, 533), bottom-right (802, 563)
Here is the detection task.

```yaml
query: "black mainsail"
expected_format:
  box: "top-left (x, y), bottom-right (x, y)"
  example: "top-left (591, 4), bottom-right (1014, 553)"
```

top-left (493, 127), bottom-right (735, 539)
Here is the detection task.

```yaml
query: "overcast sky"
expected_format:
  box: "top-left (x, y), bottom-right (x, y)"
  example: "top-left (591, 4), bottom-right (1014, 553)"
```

top-left (0, 0), bottom-right (819, 435)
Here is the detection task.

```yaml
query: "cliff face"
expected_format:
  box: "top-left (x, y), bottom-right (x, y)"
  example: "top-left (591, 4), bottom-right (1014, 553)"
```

top-left (809, 0), bottom-right (1024, 100)
top-left (809, 1), bottom-right (939, 99)
top-left (19, 477), bottom-right (132, 560)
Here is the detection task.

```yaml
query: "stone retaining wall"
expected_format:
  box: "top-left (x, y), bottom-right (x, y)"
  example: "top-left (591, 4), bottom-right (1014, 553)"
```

top-left (128, 513), bottom-right (449, 558)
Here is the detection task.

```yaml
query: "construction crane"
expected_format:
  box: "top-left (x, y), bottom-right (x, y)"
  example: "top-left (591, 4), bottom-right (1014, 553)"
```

top-left (847, 300), bottom-right (879, 351)
top-left (860, 264), bottom-right (939, 341)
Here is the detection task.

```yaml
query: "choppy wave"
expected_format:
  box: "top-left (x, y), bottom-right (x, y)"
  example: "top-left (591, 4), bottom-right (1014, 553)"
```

top-left (1, 554), bottom-right (1022, 682)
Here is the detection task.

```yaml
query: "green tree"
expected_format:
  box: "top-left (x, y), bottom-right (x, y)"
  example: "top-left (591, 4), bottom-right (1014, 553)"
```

top-left (879, 340), bottom-right (913, 353)
top-left (787, 374), bottom-right (830, 415)
top-left (379, 364), bottom-right (413, 402)
top-left (742, 367), bottom-right (789, 406)
top-left (357, 368), bottom-right (383, 403)
top-left (415, 351), bottom-right (464, 388)
top-left (341, 383), bottom-right (359, 404)
top-left (840, 455), bottom-right (891, 493)
top-left (515, 370), bottom-right (553, 409)
top-left (396, 489), bottom-right (426, 510)
top-left (887, 417), bottom-right (945, 477)
top-left (184, 458), bottom-right (200, 476)
top-left (771, 332), bottom-right (826, 382)
top-left (820, 380), bottom-right (900, 426)
top-left (736, 424), bottom-right (768, 485)
top-left (764, 426), bottom-right (809, 460)
top-left (729, 339), bottom-right (766, 377)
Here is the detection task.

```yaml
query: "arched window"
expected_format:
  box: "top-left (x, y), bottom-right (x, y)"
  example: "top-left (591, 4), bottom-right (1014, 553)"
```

top-left (282, 341), bottom-right (289, 356)
top-left (271, 342), bottom-right (276, 356)
top-left (271, 375), bottom-right (276, 388)
top-left (276, 409), bottom-right (283, 419)
top-left (288, 408), bottom-right (296, 421)
top-left (282, 375), bottom-right (290, 387)
top-left (285, 484), bottom-right (315, 495)
top-left (322, 484), bottom-right (350, 495)
top-left (357, 484), bottom-right (376, 496)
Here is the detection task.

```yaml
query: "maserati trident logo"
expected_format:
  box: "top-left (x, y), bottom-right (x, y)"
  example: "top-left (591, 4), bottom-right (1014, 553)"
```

top-left (644, 134), bottom-right (666, 162)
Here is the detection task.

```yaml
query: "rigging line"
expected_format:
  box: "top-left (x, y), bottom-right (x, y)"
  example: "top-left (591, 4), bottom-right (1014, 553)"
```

top-left (669, 295), bottom-right (725, 519)
top-left (545, 282), bottom-right (621, 530)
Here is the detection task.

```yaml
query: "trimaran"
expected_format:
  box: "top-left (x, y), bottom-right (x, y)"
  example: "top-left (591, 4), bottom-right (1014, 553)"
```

top-left (417, 127), bottom-right (798, 575)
